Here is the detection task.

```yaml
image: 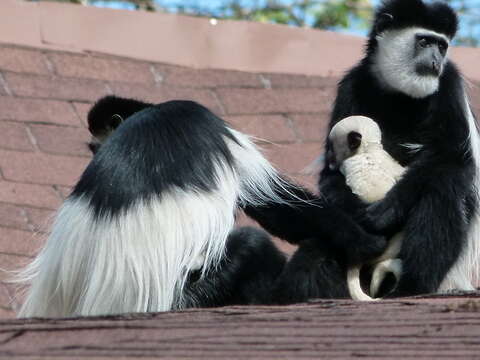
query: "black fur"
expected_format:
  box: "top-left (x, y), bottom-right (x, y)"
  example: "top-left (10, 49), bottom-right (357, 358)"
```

top-left (242, 184), bottom-right (386, 266)
top-left (87, 96), bottom-right (152, 154)
top-left (184, 227), bottom-right (287, 307)
top-left (87, 96), bottom-right (152, 137)
top-left (271, 237), bottom-right (350, 304)
top-left (76, 100), bottom-right (236, 218)
top-left (315, 0), bottom-right (475, 297)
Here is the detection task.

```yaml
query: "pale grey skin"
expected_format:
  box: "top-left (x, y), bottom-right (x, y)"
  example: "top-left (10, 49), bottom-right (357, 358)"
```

top-left (329, 116), bottom-right (406, 301)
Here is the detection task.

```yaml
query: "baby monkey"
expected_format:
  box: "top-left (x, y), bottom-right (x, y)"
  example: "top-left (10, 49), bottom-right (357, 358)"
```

top-left (329, 116), bottom-right (406, 300)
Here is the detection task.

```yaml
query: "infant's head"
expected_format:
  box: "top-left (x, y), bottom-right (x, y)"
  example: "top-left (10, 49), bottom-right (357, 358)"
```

top-left (328, 115), bottom-right (382, 170)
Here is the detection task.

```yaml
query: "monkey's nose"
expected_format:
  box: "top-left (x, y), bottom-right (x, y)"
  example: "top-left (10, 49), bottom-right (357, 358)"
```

top-left (432, 61), bottom-right (440, 74)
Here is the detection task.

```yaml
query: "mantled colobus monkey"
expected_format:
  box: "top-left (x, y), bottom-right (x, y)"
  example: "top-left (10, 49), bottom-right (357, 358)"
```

top-left (329, 116), bottom-right (405, 301)
top-left (17, 97), bottom-right (385, 317)
top-left (316, 0), bottom-right (480, 297)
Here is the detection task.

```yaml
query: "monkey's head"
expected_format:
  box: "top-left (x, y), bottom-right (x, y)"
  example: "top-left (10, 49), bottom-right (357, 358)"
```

top-left (367, 0), bottom-right (458, 99)
top-left (328, 116), bottom-right (382, 170)
top-left (87, 96), bottom-right (152, 154)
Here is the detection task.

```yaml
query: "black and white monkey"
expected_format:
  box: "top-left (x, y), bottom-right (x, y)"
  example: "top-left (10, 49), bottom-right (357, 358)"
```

top-left (317, 0), bottom-right (480, 297)
top-left (17, 97), bottom-right (385, 317)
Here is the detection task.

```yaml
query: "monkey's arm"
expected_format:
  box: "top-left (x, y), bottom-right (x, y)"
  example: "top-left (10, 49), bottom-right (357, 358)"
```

top-left (242, 179), bottom-right (386, 265)
top-left (362, 66), bottom-right (473, 235)
top-left (386, 159), bottom-right (473, 295)
top-left (319, 165), bottom-right (367, 215)
top-left (362, 149), bottom-right (473, 231)
top-left (394, 198), bottom-right (470, 296)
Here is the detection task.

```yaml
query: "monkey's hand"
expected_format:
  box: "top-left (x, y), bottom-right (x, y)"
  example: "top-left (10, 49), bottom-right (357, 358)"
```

top-left (346, 232), bottom-right (387, 265)
top-left (361, 193), bottom-right (405, 236)
top-left (320, 225), bottom-right (387, 266)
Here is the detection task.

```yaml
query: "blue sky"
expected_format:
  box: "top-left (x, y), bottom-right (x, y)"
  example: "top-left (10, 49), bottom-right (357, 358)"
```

top-left (91, 0), bottom-right (479, 44)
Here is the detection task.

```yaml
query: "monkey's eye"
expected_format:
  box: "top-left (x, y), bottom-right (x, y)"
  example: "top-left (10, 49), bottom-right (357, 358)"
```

top-left (418, 38), bottom-right (429, 48)
top-left (438, 42), bottom-right (448, 54)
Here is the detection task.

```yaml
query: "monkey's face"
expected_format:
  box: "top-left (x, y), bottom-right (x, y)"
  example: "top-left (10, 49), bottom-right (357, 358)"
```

top-left (372, 27), bottom-right (450, 99)
top-left (328, 116), bottom-right (382, 170)
top-left (413, 33), bottom-right (448, 77)
top-left (328, 131), bottom-right (362, 170)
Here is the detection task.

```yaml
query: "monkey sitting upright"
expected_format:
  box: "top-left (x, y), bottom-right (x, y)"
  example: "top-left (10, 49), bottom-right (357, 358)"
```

top-left (317, 0), bottom-right (479, 297)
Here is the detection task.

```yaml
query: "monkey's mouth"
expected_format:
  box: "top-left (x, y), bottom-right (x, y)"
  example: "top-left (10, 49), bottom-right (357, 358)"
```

top-left (415, 63), bottom-right (441, 77)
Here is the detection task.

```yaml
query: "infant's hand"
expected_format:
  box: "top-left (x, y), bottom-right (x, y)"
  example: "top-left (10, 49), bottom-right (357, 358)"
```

top-left (361, 196), bottom-right (403, 236)
top-left (346, 232), bottom-right (387, 265)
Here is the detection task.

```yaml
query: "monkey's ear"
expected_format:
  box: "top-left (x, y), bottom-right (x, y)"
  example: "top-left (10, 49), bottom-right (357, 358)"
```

top-left (88, 114), bottom-right (124, 152)
top-left (347, 131), bottom-right (362, 151)
top-left (375, 13), bottom-right (393, 34)
top-left (109, 114), bottom-right (123, 129)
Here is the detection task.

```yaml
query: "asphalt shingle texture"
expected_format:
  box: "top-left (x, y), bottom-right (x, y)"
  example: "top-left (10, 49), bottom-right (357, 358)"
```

top-left (2, 296), bottom-right (480, 358)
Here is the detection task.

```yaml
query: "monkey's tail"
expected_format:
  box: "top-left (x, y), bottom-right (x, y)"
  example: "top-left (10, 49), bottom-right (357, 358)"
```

top-left (370, 258), bottom-right (403, 298)
top-left (348, 233), bottom-right (403, 301)
top-left (347, 266), bottom-right (377, 301)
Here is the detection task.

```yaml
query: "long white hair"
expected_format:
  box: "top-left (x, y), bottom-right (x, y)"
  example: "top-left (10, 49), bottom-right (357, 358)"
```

top-left (16, 126), bottom-right (288, 318)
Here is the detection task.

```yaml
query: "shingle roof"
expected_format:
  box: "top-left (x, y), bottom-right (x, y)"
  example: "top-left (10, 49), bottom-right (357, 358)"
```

top-left (1, 1), bottom-right (480, 357)
top-left (1, 296), bottom-right (480, 358)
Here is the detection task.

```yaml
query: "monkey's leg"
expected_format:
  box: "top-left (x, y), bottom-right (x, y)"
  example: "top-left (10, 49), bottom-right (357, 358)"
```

top-left (271, 237), bottom-right (350, 304)
top-left (184, 226), bottom-right (286, 308)
top-left (388, 192), bottom-right (468, 297)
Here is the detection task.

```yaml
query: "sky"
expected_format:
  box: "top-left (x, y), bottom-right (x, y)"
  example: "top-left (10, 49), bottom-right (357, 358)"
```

top-left (90, 0), bottom-right (479, 45)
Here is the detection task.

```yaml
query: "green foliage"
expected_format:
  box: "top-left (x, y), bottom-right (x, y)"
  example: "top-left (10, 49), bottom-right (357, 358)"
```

top-left (312, 0), bottom-right (372, 29)
top-left (196, 1), bottom-right (374, 31)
